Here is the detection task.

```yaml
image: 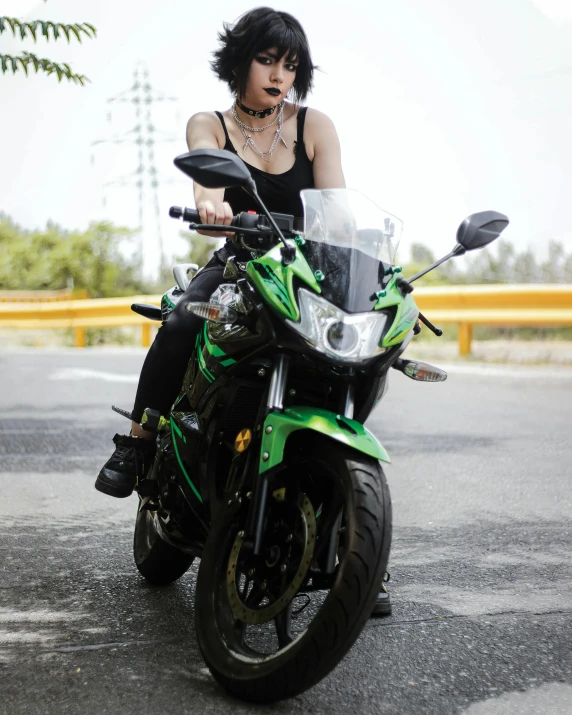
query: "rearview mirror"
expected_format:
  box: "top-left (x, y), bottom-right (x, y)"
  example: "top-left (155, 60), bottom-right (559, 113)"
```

top-left (456, 210), bottom-right (509, 251)
top-left (174, 149), bottom-right (253, 189)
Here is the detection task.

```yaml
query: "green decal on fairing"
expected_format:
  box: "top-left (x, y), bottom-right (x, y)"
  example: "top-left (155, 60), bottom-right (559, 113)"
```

top-left (203, 323), bottom-right (236, 366)
top-left (170, 417), bottom-right (203, 502)
top-left (374, 274), bottom-right (419, 347)
top-left (247, 243), bottom-right (321, 321)
top-left (163, 294), bottom-right (175, 309)
top-left (195, 333), bottom-right (215, 383)
top-left (259, 406), bottom-right (390, 474)
top-left (171, 417), bottom-right (187, 443)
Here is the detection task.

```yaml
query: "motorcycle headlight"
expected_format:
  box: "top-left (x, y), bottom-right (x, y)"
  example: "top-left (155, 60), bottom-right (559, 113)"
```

top-left (287, 289), bottom-right (388, 363)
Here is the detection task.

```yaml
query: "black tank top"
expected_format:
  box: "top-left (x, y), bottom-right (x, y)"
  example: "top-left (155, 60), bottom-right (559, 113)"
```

top-left (215, 107), bottom-right (314, 217)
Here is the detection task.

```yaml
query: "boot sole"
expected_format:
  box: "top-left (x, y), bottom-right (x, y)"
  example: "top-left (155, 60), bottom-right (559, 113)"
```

top-left (94, 469), bottom-right (135, 498)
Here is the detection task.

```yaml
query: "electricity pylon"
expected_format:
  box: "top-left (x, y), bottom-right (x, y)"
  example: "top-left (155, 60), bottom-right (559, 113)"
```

top-left (91, 62), bottom-right (180, 279)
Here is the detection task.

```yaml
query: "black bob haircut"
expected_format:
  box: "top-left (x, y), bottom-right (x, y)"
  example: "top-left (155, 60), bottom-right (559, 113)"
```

top-left (210, 7), bottom-right (316, 103)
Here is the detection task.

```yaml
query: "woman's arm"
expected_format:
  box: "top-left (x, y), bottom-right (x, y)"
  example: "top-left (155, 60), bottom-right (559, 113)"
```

top-left (185, 112), bottom-right (233, 235)
top-left (305, 109), bottom-right (346, 189)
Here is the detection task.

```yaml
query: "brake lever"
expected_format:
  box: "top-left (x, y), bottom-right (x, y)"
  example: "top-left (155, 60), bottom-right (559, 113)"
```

top-left (189, 223), bottom-right (271, 237)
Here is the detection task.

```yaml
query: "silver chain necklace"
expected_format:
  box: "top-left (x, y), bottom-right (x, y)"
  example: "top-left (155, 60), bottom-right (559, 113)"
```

top-left (232, 102), bottom-right (288, 162)
top-left (232, 101), bottom-right (283, 132)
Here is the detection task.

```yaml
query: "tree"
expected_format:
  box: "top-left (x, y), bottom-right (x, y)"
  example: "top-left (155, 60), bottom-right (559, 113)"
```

top-left (0, 15), bottom-right (96, 85)
top-left (401, 242), bottom-right (459, 285)
top-left (178, 230), bottom-right (219, 269)
top-left (0, 214), bottom-right (144, 297)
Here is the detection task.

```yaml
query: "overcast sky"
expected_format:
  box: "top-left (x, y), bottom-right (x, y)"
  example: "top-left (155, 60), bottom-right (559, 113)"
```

top-left (1, 0), bottom-right (572, 276)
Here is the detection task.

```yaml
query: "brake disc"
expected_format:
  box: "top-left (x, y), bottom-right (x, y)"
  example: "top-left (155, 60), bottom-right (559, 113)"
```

top-left (226, 493), bottom-right (316, 625)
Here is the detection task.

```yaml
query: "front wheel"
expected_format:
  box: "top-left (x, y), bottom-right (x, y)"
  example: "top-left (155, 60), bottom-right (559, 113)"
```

top-left (194, 437), bottom-right (392, 702)
top-left (133, 505), bottom-right (194, 585)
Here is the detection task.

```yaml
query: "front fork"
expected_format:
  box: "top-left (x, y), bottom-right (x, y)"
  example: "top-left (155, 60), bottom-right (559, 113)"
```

top-left (245, 353), bottom-right (290, 556)
top-left (244, 354), bottom-right (354, 559)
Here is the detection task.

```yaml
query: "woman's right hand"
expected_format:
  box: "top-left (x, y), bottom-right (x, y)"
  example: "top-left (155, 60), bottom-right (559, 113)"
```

top-left (196, 200), bottom-right (235, 238)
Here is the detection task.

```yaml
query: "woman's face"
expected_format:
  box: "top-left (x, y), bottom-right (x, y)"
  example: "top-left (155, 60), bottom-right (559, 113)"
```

top-left (241, 48), bottom-right (298, 108)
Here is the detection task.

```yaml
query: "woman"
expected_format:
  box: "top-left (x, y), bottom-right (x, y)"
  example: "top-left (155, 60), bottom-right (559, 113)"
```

top-left (94, 7), bottom-right (391, 615)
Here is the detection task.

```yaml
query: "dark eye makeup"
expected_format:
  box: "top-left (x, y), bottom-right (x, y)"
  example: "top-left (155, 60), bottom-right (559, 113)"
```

top-left (255, 55), bottom-right (298, 72)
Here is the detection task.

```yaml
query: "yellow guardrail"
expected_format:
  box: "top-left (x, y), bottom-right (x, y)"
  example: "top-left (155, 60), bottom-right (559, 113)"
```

top-left (0, 288), bottom-right (89, 302)
top-left (413, 284), bottom-right (572, 355)
top-left (0, 285), bottom-right (571, 354)
top-left (0, 294), bottom-right (161, 348)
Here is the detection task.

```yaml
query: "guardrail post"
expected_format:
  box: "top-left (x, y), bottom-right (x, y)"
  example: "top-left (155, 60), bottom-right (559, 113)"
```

top-left (141, 322), bottom-right (152, 348)
top-left (74, 327), bottom-right (86, 348)
top-left (458, 323), bottom-right (472, 357)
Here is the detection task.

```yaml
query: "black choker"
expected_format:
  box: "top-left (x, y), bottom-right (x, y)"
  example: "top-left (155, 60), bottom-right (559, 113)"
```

top-left (236, 99), bottom-right (277, 119)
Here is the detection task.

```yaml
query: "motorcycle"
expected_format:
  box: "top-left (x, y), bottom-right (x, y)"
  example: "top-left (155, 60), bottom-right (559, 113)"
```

top-left (122, 148), bottom-right (509, 702)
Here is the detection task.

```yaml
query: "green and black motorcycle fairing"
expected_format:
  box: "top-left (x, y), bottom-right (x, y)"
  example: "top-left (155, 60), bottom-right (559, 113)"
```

top-left (128, 148), bottom-right (509, 703)
top-left (142, 229), bottom-right (413, 537)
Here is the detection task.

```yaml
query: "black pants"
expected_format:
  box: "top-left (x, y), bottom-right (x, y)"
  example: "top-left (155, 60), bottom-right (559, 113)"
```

top-left (132, 256), bottom-right (226, 422)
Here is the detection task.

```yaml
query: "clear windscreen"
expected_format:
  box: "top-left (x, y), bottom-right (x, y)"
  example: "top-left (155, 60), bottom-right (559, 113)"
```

top-left (299, 189), bottom-right (404, 313)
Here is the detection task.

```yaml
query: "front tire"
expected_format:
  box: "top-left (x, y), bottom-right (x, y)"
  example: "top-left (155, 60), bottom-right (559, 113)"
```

top-left (194, 438), bottom-right (392, 702)
top-left (133, 506), bottom-right (194, 585)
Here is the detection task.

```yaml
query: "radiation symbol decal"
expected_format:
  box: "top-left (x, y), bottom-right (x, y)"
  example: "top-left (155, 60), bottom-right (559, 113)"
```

top-left (234, 428), bottom-right (252, 453)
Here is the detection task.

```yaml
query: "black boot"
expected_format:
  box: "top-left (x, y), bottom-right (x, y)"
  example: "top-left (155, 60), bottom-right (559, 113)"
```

top-left (95, 434), bottom-right (156, 498)
top-left (370, 573), bottom-right (392, 617)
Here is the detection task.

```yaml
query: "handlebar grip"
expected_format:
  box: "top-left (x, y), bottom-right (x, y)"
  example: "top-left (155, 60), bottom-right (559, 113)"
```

top-left (169, 206), bottom-right (186, 220)
top-left (169, 205), bottom-right (243, 226)
top-left (183, 207), bottom-right (201, 223)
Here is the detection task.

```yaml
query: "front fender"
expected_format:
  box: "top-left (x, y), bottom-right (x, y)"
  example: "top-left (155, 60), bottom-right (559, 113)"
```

top-left (259, 406), bottom-right (390, 474)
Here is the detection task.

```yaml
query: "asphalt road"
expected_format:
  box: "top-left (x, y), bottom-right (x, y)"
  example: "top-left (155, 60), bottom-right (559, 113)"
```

top-left (1, 349), bottom-right (571, 715)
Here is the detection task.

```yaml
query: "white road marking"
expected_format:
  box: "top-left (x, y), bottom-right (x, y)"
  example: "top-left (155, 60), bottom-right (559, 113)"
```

top-left (462, 682), bottom-right (572, 715)
top-left (49, 368), bottom-right (138, 383)
top-left (48, 363), bottom-right (572, 385)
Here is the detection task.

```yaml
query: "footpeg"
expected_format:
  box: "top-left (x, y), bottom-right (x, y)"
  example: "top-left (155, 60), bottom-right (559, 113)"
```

top-left (112, 405), bottom-right (133, 421)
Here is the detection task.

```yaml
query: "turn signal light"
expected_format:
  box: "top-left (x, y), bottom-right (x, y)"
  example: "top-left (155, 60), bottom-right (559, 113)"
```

top-left (403, 360), bottom-right (447, 382)
top-left (186, 301), bottom-right (238, 324)
top-left (393, 358), bottom-right (447, 382)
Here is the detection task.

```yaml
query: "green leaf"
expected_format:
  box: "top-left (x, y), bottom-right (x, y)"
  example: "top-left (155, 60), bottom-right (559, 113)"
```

top-left (42, 58), bottom-right (55, 75)
top-left (0, 51), bottom-right (82, 82)
top-left (0, 17), bottom-right (96, 43)
top-left (28, 21), bottom-right (38, 42)
top-left (83, 23), bottom-right (97, 38)
top-left (23, 51), bottom-right (41, 72)
top-left (18, 56), bottom-right (29, 77)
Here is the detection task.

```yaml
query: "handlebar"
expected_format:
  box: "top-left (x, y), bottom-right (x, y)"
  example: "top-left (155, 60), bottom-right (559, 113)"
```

top-left (169, 205), bottom-right (299, 263)
top-left (169, 205), bottom-right (240, 225)
top-left (168, 205), bottom-right (298, 235)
